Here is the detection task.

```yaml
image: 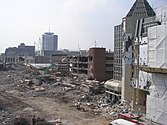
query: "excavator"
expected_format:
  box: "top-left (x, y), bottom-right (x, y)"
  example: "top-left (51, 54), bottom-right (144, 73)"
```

top-left (44, 63), bottom-right (59, 74)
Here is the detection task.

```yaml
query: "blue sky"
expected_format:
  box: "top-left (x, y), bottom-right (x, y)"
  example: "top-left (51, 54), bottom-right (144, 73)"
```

top-left (0, 0), bottom-right (166, 53)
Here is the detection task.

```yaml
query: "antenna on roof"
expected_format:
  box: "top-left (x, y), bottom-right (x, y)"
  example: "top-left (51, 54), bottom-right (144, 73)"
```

top-left (49, 24), bottom-right (50, 32)
top-left (38, 37), bottom-right (41, 50)
top-left (94, 40), bottom-right (97, 47)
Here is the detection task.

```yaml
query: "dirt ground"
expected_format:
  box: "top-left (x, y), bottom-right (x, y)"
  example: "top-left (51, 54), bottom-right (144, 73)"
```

top-left (0, 65), bottom-right (112, 125)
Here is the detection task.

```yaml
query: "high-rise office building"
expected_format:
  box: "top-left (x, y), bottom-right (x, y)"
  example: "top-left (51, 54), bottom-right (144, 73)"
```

top-left (113, 0), bottom-right (155, 102)
top-left (41, 32), bottom-right (58, 55)
top-left (114, 25), bottom-right (123, 81)
top-left (122, 0), bottom-right (155, 102)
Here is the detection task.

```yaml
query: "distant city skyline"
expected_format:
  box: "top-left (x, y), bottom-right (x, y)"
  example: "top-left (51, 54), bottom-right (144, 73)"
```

top-left (0, 0), bottom-right (166, 53)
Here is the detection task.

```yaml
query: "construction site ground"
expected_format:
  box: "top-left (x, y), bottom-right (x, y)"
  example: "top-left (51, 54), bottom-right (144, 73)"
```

top-left (0, 64), bottom-right (112, 125)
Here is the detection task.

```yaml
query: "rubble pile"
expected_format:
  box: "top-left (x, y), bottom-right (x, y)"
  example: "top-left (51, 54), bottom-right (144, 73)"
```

top-left (0, 64), bottom-right (133, 124)
top-left (74, 92), bottom-right (133, 119)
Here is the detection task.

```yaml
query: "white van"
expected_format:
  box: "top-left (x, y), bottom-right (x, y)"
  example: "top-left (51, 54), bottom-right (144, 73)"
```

top-left (108, 119), bottom-right (137, 125)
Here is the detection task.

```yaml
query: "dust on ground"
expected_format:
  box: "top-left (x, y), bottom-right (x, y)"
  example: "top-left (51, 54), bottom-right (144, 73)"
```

top-left (0, 64), bottom-right (114, 125)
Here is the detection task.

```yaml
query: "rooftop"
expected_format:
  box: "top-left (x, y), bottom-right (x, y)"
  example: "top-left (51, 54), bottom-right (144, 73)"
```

top-left (126, 0), bottom-right (156, 17)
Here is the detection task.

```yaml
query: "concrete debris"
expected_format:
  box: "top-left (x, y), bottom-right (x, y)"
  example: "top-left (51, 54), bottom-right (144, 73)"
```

top-left (23, 107), bottom-right (34, 112)
top-left (7, 75), bottom-right (12, 78)
top-left (74, 93), bottom-right (133, 118)
top-left (35, 87), bottom-right (45, 92)
top-left (31, 78), bottom-right (41, 86)
top-left (61, 83), bottom-right (76, 88)
top-left (0, 64), bottom-right (134, 125)
top-left (48, 119), bottom-right (61, 123)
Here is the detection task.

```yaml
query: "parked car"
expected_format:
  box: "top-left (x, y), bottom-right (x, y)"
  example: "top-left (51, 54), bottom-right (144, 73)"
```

top-left (108, 119), bottom-right (137, 125)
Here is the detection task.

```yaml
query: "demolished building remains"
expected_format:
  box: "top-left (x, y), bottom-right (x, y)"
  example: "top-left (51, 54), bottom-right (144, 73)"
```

top-left (131, 4), bottom-right (167, 125)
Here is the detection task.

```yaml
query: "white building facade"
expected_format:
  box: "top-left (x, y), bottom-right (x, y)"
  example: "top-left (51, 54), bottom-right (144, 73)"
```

top-left (132, 5), bottom-right (167, 124)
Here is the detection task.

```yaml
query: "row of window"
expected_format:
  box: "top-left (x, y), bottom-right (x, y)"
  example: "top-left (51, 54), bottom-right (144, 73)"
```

top-left (105, 57), bottom-right (114, 60)
top-left (114, 59), bottom-right (122, 64)
top-left (113, 75), bottom-right (122, 81)
top-left (114, 67), bottom-right (122, 72)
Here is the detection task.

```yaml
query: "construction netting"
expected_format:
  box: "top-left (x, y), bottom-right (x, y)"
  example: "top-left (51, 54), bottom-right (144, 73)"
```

top-left (146, 73), bottom-right (167, 124)
top-left (148, 23), bottom-right (167, 68)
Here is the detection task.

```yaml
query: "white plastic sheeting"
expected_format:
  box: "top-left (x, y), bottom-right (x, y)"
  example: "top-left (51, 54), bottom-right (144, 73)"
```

top-left (146, 73), bottom-right (167, 124)
top-left (145, 5), bottom-right (167, 124)
top-left (149, 73), bottom-right (167, 98)
top-left (148, 24), bottom-right (167, 68)
top-left (147, 96), bottom-right (167, 124)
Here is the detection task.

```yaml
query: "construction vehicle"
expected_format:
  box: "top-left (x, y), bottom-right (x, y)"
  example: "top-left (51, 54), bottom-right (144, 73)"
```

top-left (44, 63), bottom-right (59, 74)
